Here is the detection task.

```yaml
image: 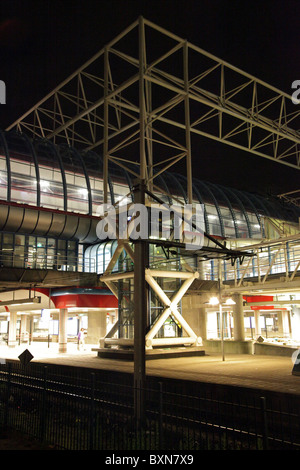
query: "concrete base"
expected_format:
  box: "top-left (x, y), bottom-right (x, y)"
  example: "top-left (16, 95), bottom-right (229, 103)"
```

top-left (203, 340), bottom-right (299, 357)
top-left (203, 339), bottom-right (253, 354)
top-left (254, 341), bottom-right (299, 357)
top-left (92, 346), bottom-right (206, 360)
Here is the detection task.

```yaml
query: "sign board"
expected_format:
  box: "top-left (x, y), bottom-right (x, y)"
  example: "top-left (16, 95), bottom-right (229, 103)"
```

top-left (18, 349), bottom-right (34, 366)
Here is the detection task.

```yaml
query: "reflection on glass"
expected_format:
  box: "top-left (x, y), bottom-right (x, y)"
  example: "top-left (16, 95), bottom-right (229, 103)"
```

top-left (0, 233), bottom-right (78, 271)
top-left (35, 141), bottom-right (65, 210)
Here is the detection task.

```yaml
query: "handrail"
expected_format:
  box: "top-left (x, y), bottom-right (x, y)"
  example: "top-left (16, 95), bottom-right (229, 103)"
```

top-left (0, 252), bottom-right (95, 272)
top-left (205, 238), bottom-right (300, 285)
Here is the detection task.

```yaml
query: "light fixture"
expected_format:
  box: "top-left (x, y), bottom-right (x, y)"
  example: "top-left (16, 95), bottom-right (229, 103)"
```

top-left (208, 296), bottom-right (235, 306)
top-left (209, 296), bottom-right (219, 305)
top-left (79, 188), bottom-right (88, 196)
top-left (224, 298), bottom-right (236, 305)
top-left (0, 296), bottom-right (41, 307)
top-left (40, 180), bottom-right (50, 189)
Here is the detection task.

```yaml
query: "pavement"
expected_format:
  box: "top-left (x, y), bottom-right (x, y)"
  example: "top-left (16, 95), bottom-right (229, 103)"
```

top-left (1, 342), bottom-right (300, 396)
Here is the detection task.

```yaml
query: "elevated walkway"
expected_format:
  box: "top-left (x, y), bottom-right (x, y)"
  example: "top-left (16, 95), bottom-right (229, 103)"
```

top-left (218, 233), bottom-right (300, 295)
top-left (0, 267), bottom-right (99, 292)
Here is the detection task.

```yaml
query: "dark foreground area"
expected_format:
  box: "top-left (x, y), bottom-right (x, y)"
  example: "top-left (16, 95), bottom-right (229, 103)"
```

top-left (0, 347), bottom-right (300, 451)
top-left (0, 428), bottom-right (55, 450)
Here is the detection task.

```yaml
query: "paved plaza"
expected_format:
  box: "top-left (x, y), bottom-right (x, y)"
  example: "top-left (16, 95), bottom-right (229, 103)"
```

top-left (1, 342), bottom-right (300, 396)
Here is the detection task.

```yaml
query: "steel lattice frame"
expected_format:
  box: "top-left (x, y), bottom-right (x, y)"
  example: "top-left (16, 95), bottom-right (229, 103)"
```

top-left (278, 189), bottom-right (300, 207)
top-left (9, 17), bottom-right (300, 421)
top-left (7, 17), bottom-right (300, 206)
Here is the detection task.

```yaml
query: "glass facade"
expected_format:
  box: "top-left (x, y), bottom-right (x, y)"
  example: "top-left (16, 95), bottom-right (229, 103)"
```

top-left (0, 129), bottom-right (300, 275)
top-left (0, 232), bottom-right (78, 271)
top-left (0, 130), bottom-right (299, 232)
top-left (84, 240), bottom-right (120, 274)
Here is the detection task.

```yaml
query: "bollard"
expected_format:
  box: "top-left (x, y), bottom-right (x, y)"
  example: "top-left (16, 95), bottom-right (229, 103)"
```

top-left (40, 366), bottom-right (48, 443)
top-left (159, 382), bottom-right (164, 449)
top-left (260, 396), bottom-right (269, 450)
top-left (4, 362), bottom-right (11, 430)
top-left (89, 372), bottom-right (95, 450)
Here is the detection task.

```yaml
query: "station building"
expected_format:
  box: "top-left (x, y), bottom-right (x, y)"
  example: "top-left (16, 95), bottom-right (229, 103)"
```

top-left (0, 129), bottom-right (300, 354)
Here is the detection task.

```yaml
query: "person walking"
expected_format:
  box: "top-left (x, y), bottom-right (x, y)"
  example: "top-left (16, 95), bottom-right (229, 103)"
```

top-left (77, 328), bottom-right (86, 351)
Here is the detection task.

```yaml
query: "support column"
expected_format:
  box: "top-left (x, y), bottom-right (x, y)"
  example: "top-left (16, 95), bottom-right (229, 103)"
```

top-left (232, 293), bottom-right (245, 341)
top-left (133, 178), bottom-right (147, 428)
top-left (133, 15), bottom-right (147, 429)
top-left (198, 307), bottom-right (207, 341)
top-left (225, 311), bottom-right (232, 338)
top-left (254, 310), bottom-right (261, 337)
top-left (20, 314), bottom-right (30, 343)
top-left (183, 40), bottom-right (193, 204)
top-left (7, 310), bottom-right (17, 348)
top-left (182, 296), bottom-right (207, 340)
top-left (276, 310), bottom-right (283, 336)
top-left (86, 310), bottom-right (107, 344)
top-left (197, 261), bottom-right (207, 340)
top-left (103, 46), bottom-right (109, 204)
top-left (279, 310), bottom-right (290, 338)
top-left (283, 310), bottom-right (291, 338)
top-left (58, 308), bottom-right (68, 353)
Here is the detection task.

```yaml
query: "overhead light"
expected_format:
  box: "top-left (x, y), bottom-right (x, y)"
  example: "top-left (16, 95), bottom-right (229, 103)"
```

top-left (208, 297), bottom-right (235, 306)
top-left (224, 298), bottom-right (236, 305)
top-left (209, 296), bottom-right (219, 305)
top-left (40, 180), bottom-right (50, 189)
top-left (0, 296), bottom-right (41, 307)
top-left (79, 188), bottom-right (88, 196)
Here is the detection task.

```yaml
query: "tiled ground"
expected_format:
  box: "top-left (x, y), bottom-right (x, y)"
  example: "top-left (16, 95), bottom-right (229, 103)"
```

top-left (1, 342), bottom-right (299, 395)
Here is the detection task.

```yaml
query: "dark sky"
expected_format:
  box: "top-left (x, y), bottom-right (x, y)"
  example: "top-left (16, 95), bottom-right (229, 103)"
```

top-left (0, 0), bottom-right (299, 197)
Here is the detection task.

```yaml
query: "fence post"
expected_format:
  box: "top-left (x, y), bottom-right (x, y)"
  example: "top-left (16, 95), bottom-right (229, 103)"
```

top-left (89, 373), bottom-right (95, 450)
top-left (159, 382), bottom-right (164, 449)
top-left (260, 396), bottom-right (269, 450)
top-left (40, 366), bottom-right (47, 443)
top-left (4, 362), bottom-right (11, 430)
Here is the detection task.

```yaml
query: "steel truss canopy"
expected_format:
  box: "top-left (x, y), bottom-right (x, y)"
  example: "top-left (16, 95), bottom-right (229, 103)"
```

top-left (278, 189), bottom-right (300, 208)
top-left (7, 16), bottom-right (300, 206)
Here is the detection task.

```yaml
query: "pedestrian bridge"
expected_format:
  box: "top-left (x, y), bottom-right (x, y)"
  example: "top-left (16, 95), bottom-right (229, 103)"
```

top-left (211, 233), bottom-right (300, 295)
top-left (0, 226), bottom-right (300, 299)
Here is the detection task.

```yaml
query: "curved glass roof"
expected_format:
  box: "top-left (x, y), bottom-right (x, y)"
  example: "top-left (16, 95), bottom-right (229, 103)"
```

top-left (1, 129), bottom-right (299, 240)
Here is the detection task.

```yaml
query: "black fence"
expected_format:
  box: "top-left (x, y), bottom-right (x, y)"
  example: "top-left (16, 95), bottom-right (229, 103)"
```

top-left (0, 359), bottom-right (300, 450)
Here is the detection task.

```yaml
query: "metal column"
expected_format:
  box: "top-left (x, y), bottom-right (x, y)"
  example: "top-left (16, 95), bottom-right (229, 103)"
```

top-left (133, 179), bottom-right (147, 427)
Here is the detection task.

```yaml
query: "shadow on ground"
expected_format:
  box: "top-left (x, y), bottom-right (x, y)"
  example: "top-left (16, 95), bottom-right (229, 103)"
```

top-left (0, 427), bottom-right (57, 450)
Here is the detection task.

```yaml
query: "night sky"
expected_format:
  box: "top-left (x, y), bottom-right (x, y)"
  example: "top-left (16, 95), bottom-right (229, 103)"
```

top-left (0, 0), bottom-right (299, 197)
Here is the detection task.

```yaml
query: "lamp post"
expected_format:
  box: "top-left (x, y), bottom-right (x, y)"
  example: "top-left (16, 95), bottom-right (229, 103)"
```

top-left (209, 295), bottom-right (235, 361)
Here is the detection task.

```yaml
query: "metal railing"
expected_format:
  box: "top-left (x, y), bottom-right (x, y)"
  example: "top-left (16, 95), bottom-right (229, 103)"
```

top-left (0, 360), bottom-right (300, 450)
top-left (207, 236), bottom-right (300, 286)
top-left (3, 236), bottom-right (300, 285)
top-left (0, 253), bottom-right (95, 273)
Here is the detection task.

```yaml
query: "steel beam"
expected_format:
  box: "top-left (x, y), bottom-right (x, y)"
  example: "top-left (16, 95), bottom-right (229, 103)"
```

top-left (8, 17), bottom-right (299, 208)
